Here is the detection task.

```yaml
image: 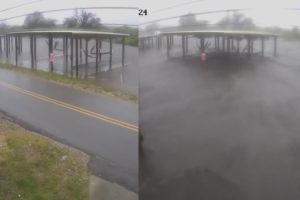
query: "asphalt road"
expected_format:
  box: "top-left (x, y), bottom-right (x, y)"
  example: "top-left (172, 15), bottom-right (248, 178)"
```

top-left (140, 39), bottom-right (300, 199)
top-left (0, 69), bottom-right (138, 192)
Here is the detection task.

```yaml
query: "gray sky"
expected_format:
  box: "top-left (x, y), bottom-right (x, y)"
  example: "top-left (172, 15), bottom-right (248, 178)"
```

top-left (0, 0), bottom-right (138, 26)
top-left (139, 0), bottom-right (300, 29)
top-left (2, 0), bottom-right (300, 29)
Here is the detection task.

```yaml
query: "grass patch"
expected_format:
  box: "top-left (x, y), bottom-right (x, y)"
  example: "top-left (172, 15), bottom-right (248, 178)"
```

top-left (0, 116), bottom-right (90, 200)
top-left (0, 63), bottom-right (138, 104)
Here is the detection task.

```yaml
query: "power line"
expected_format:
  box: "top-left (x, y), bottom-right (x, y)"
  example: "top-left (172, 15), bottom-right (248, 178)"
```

top-left (0, 6), bottom-right (138, 22)
top-left (101, 23), bottom-right (138, 27)
top-left (283, 8), bottom-right (300, 10)
top-left (151, 0), bottom-right (204, 14)
top-left (0, 0), bottom-right (43, 13)
top-left (140, 8), bottom-right (248, 25)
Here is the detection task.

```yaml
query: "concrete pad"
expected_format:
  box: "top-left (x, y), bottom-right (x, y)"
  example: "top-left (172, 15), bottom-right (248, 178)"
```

top-left (90, 175), bottom-right (138, 200)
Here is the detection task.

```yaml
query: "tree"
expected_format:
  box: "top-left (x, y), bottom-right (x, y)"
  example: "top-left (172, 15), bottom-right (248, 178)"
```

top-left (0, 23), bottom-right (9, 33)
top-left (63, 18), bottom-right (78, 28)
top-left (288, 26), bottom-right (300, 39)
top-left (114, 25), bottom-right (138, 46)
top-left (179, 13), bottom-right (198, 26)
top-left (80, 10), bottom-right (101, 28)
top-left (178, 13), bottom-right (208, 29)
top-left (24, 12), bottom-right (56, 28)
top-left (63, 10), bottom-right (101, 28)
top-left (217, 13), bottom-right (255, 30)
top-left (197, 20), bottom-right (208, 28)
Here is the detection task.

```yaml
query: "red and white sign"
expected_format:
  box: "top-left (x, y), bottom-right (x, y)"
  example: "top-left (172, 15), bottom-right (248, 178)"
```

top-left (50, 52), bottom-right (54, 63)
top-left (200, 52), bottom-right (207, 62)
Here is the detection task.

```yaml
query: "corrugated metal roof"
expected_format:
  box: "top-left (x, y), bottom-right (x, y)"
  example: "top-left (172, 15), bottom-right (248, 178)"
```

top-left (161, 30), bottom-right (278, 37)
top-left (6, 30), bottom-right (129, 37)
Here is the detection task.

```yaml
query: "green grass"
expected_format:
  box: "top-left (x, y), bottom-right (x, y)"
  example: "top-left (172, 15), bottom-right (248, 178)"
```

top-left (0, 117), bottom-right (90, 200)
top-left (0, 63), bottom-right (138, 103)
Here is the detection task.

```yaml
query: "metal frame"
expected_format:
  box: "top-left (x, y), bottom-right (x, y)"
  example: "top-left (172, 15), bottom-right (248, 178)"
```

top-left (3, 30), bottom-right (129, 78)
top-left (149, 30), bottom-right (279, 58)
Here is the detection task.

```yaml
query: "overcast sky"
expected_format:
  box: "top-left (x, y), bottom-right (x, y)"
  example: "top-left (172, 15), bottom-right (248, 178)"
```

top-left (2, 0), bottom-right (300, 29)
top-left (0, 0), bottom-right (138, 26)
top-left (139, 0), bottom-right (300, 29)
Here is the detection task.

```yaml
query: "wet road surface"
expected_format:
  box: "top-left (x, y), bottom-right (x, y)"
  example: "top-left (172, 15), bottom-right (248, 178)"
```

top-left (0, 69), bottom-right (138, 192)
top-left (140, 39), bottom-right (300, 199)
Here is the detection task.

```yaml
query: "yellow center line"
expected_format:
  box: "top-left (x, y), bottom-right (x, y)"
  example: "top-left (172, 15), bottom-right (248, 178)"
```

top-left (0, 81), bottom-right (139, 133)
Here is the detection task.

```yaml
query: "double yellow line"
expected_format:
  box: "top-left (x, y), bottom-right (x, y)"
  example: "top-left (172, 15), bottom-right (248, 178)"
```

top-left (0, 81), bottom-right (138, 133)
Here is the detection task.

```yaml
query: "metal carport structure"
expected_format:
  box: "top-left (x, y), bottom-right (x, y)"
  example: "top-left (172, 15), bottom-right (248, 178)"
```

top-left (0, 30), bottom-right (129, 78)
top-left (141, 30), bottom-right (278, 58)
